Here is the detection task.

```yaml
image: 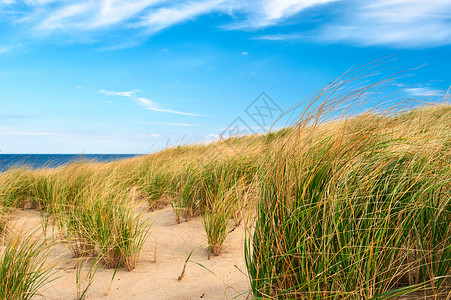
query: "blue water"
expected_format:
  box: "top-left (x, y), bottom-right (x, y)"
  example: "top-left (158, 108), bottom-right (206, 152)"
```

top-left (0, 154), bottom-right (139, 172)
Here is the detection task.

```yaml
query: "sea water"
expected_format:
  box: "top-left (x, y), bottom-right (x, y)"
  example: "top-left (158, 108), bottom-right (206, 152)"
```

top-left (0, 154), bottom-right (139, 172)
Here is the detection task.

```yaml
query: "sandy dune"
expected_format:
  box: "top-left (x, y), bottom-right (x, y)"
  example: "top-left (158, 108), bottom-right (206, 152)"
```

top-left (11, 206), bottom-right (251, 300)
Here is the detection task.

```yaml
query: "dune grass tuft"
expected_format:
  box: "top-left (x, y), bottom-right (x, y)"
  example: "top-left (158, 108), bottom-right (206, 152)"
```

top-left (245, 67), bottom-right (451, 299)
top-left (0, 230), bottom-right (55, 300)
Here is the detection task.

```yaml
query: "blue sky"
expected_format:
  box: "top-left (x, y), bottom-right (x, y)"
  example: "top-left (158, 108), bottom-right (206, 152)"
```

top-left (0, 0), bottom-right (450, 154)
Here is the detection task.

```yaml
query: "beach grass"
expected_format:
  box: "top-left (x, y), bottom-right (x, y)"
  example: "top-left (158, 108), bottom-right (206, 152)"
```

top-left (0, 66), bottom-right (449, 298)
top-left (0, 230), bottom-right (55, 300)
top-left (245, 71), bottom-right (451, 299)
top-left (48, 165), bottom-right (151, 270)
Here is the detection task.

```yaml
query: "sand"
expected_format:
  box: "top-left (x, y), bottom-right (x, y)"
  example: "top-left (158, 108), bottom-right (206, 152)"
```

top-left (11, 206), bottom-right (251, 300)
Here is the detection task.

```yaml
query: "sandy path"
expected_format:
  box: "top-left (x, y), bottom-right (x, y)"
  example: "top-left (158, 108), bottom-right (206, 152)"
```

top-left (11, 206), bottom-right (251, 300)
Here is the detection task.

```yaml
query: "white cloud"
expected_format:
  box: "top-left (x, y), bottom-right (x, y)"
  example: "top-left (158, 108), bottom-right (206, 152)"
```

top-left (143, 105), bottom-right (199, 116)
top-left (99, 89), bottom-right (137, 97)
top-left (135, 133), bottom-right (161, 137)
top-left (36, 1), bottom-right (166, 31)
top-left (89, 0), bottom-right (162, 29)
top-left (138, 0), bottom-right (225, 34)
top-left (202, 133), bottom-right (220, 140)
top-left (263, 0), bottom-right (336, 22)
top-left (38, 2), bottom-right (94, 31)
top-left (222, 0), bottom-right (337, 29)
top-left (404, 87), bottom-right (444, 97)
top-left (3, 0), bottom-right (334, 36)
top-left (3, 0), bottom-right (451, 49)
top-left (252, 33), bottom-right (304, 41)
top-left (318, 0), bottom-right (451, 48)
top-left (251, 0), bottom-right (451, 48)
top-left (241, 51), bottom-right (248, 55)
top-left (100, 90), bottom-right (199, 116)
top-left (29, 0), bottom-right (226, 34)
top-left (135, 97), bottom-right (155, 106)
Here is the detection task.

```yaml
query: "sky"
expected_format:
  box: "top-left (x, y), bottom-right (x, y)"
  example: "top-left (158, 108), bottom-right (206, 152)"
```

top-left (0, 0), bottom-right (450, 154)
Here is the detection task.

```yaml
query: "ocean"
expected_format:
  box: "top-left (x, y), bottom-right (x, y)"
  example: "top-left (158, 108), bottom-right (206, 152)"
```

top-left (0, 154), bottom-right (139, 172)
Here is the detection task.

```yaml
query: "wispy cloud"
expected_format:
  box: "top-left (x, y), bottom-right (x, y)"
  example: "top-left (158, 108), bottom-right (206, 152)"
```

top-left (99, 90), bottom-right (199, 116)
top-left (136, 96), bottom-right (154, 106)
top-left (263, 0), bottom-right (333, 20)
top-left (136, 96), bottom-right (199, 116)
top-left (135, 133), bottom-right (161, 137)
top-left (217, 0), bottom-right (337, 30)
top-left (138, 0), bottom-right (225, 34)
top-left (200, 133), bottom-right (220, 142)
top-left (404, 87), bottom-right (444, 97)
top-left (3, 0), bottom-right (225, 38)
top-left (317, 0), bottom-right (451, 48)
top-left (252, 33), bottom-right (304, 41)
top-left (142, 105), bottom-right (199, 116)
top-left (2, 0), bottom-right (451, 49)
top-left (88, 0), bottom-right (163, 29)
top-left (0, 0), bottom-right (337, 47)
top-left (99, 89), bottom-right (138, 97)
top-left (250, 0), bottom-right (451, 48)
top-left (37, 2), bottom-right (94, 31)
